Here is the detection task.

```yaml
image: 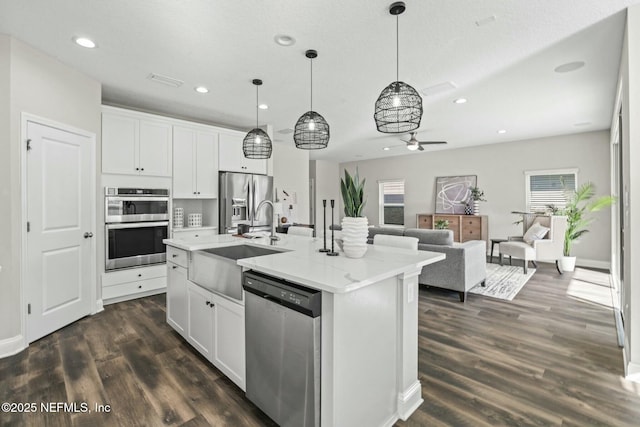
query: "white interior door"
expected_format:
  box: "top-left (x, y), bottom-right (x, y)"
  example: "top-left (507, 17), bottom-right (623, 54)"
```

top-left (26, 120), bottom-right (94, 342)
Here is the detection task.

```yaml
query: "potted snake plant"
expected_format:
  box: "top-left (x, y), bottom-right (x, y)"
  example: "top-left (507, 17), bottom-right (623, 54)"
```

top-left (340, 168), bottom-right (368, 258)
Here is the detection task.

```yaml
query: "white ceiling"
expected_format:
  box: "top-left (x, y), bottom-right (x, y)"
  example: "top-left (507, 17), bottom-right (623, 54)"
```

top-left (0, 0), bottom-right (636, 162)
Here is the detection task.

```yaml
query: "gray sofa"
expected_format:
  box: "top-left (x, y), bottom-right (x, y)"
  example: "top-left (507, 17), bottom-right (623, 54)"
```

top-left (368, 227), bottom-right (487, 302)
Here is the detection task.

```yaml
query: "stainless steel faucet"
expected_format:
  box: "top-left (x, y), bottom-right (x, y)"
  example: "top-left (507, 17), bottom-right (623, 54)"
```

top-left (256, 200), bottom-right (280, 245)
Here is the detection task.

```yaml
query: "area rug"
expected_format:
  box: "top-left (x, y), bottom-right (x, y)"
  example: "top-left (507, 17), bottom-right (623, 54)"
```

top-left (469, 264), bottom-right (535, 301)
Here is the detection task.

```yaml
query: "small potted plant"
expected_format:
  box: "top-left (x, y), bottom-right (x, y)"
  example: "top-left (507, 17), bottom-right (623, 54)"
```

top-left (434, 219), bottom-right (450, 230)
top-left (340, 168), bottom-right (368, 258)
top-left (559, 182), bottom-right (614, 271)
top-left (468, 186), bottom-right (486, 216)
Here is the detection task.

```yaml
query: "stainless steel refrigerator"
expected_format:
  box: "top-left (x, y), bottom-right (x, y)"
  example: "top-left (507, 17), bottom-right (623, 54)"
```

top-left (219, 172), bottom-right (274, 234)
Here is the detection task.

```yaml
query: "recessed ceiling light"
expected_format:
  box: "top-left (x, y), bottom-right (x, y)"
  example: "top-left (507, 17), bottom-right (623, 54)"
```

top-left (554, 61), bottom-right (585, 73)
top-left (497, 129), bottom-right (507, 134)
top-left (274, 34), bottom-right (296, 46)
top-left (73, 37), bottom-right (96, 49)
top-left (383, 147), bottom-right (390, 151)
top-left (194, 86), bottom-right (209, 94)
top-left (453, 98), bottom-right (467, 104)
top-left (258, 104), bottom-right (269, 110)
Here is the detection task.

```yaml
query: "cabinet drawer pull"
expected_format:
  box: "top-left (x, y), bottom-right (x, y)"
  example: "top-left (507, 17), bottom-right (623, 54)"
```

top-left (172, 254), bottom-right (178, 258)
top-left (138, 285), bottom-right (142, 289)
top-left (138, 274), bottom-right (142, 277)
top-left (172, 265), bottom-right (177, 269)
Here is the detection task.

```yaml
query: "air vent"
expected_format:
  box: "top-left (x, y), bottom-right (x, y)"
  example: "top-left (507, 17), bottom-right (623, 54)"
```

top-left (146, 73), bottom-right (184, 88)
top-left (421, 81), bottom-right (457, 97)
top-left (277, 128), bottom-right (294, 134)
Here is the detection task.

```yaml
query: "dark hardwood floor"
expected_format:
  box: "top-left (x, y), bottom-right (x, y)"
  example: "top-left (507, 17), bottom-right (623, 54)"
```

top-left (1, 262), bottom-right (639, 426)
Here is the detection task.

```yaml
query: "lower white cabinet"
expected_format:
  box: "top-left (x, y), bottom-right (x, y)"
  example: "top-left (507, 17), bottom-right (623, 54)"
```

top-left (102, 264), bottom-right (166, 303)
top-left (167, 261), bottom-right (188, 337)
top-left (174, 279), bottom-right (245, 390)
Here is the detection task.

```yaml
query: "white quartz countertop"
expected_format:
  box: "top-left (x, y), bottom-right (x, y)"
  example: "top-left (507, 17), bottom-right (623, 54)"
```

top-left (163, 233), bottom-right (445, 294)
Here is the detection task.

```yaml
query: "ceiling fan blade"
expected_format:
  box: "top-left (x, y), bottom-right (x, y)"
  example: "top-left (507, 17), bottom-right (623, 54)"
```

top-left (418, 141), bottom-right (448, 145)
top-left (418, 145), bottom-right (424, 151)
top-left (400, 139), bottom-right (410, 144)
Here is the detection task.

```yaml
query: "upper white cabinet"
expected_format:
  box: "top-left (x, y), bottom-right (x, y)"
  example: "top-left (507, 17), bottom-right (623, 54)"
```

top-left (102, 108), bottom-right (172, 177)
top-left (218, 131), bottom-right (267, 175)
top-left (173, 126), bottom-right (219, 198)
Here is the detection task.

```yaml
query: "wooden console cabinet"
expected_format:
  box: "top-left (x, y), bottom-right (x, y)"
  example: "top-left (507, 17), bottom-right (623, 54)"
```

top-left (417, 214), bottom-right (488, 249)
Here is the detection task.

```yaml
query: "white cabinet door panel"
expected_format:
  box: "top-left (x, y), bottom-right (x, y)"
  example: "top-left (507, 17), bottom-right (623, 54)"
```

top-left (212, 294), bottom-right (245, 390)
top-left (167, 263), bottom-right (188, 337)
top-left (139, 120), bottom-right (172, 177)
top-left (187, 281), bottom-right (214, 358)
top-left (173, 126), bottom-right (196, 197)
top-left (195, 131), bottom-right (218, 198)
top-left (102, 113), bottom-right (137, 174)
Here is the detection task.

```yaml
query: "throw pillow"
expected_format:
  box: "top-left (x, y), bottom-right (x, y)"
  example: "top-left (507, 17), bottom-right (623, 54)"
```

top-left (523, 223), bottom-right (550, 245)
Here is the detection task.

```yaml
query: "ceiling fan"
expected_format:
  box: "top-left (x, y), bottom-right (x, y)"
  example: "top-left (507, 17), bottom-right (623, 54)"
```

top-left (401, 132), bottom-right (447, 151)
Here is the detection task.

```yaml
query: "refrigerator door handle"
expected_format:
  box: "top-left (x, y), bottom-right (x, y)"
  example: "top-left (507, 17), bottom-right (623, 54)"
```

top-left (251, 177), bottom-right (257, 225)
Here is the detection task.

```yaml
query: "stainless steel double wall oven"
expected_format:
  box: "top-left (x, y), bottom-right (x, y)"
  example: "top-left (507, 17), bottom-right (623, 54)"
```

top-left (105, 187), bottom-right (169, 270)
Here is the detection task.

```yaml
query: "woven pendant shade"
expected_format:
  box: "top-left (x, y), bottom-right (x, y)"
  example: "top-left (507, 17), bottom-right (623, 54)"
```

top-left (374, 2), bottom-right (423, 134)
top-left (294, 111), bottom-right (330, 149)
top-left (243, 128), bottom-right (272, 159)
top-left (294, 49), bottom-right (330, 149)
top-left (243, 79), bottom-right (272, 159)
top-left (374, 81), bottom-right (422, 133)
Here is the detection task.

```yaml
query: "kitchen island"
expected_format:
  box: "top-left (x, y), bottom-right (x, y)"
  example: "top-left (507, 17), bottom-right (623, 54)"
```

top-left (164, 233), bottom-right (444, 427)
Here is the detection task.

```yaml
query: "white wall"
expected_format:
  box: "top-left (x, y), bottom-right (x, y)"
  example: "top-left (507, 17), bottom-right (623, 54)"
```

top-left (310, 159), bottom-right (341, 229)
top-left (0, 35), bottom-right (101, 349)
top-left (272, 142), bottom-right (310, 224)
top-left (621, 4), bottom-right (640, 380)
top-left (341, 130), bottom-right (611, 265)
top-left (0, 35), bottom-right (13, 343)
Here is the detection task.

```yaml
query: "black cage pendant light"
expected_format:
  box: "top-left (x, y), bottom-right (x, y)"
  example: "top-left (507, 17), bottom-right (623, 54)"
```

top-left (294, 49), bottom-right (330, 149)
top-left (374, 1), bottom-right (423, 133)
top-left (243, 79), bottom-right (272, 159)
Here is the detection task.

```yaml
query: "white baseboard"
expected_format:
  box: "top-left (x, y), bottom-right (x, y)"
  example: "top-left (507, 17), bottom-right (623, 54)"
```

top-left (396, 380), bottom-right (424, 421)
top-left (576, 258), bottom-right (610, 270)
top-left (94, 299), bottom-right (104, 314)
top-left (0, 334), bottom-right (26, 359)
top-left (625, 361), bottom-right (640, 383)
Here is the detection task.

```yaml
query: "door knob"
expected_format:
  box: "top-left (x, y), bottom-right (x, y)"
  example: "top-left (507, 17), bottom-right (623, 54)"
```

top-left (83, 232), bottom-right (94, 238)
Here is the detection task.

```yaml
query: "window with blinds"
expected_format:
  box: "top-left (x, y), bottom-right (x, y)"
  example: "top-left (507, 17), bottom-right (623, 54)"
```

top-left (379, 180), bottom-right (405, 226)
top-left (525, 170), bottom-right (577, 213)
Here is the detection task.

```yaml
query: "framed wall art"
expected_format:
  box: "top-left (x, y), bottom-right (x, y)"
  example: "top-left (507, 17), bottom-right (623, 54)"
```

top-left (434, 175), bottom-right (477, 214)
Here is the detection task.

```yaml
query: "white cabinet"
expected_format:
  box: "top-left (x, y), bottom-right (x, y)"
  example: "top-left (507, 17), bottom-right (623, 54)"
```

top-left (167, 247), bottom-right (188, 337)
top-left (101, 264), bottom-right (166, 303)
top-left (173, 126), bottom-right (219, 198)
top-left (102, 109), bottom-right (172, 177)
top-left (218, 131), bottom-right (268, 175)
top-left (212, 294), bottom-right (246, 389)
top-left (179, 280), bottom-right (246, 390)
top-left (187, 281), bottom-right (214, 359)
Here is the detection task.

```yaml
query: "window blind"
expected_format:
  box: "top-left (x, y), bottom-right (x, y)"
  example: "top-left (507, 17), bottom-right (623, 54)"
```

top-left (379, 180), bottom-right (405, 225)
top-left (528, 173), bottom-right (576, 212)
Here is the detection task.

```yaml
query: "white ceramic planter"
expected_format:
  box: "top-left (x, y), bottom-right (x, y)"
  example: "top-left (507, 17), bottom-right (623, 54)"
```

top-left (341, 216), bottom-right (369, 258)
top-left (559, 256), bottom-right (577, 272)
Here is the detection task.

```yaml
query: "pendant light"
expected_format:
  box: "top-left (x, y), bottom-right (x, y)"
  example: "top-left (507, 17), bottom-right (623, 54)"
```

top-left (294, 49), bottom-right (330, 149)
top-left (374, 1), bottom-right (423, 133)
top-left (243, 79), bottom-right (272, 159)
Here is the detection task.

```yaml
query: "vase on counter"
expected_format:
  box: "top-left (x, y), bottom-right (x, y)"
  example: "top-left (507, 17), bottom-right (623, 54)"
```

top-left (340, 216), bottom-right (368, 258)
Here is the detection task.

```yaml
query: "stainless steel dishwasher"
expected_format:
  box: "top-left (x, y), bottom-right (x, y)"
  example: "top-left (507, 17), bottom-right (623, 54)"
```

top-left (243, 270), bottom-right (321, 427)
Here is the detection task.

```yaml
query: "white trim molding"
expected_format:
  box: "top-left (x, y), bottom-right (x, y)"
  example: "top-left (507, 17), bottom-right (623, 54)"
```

top-left (0, 335), bottom-right (26, 358)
